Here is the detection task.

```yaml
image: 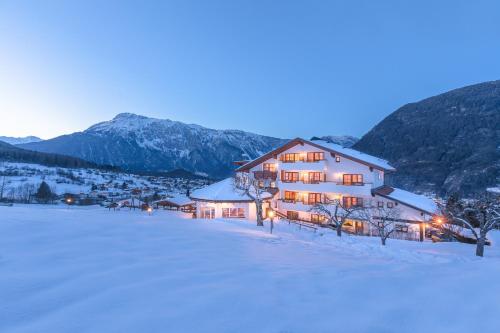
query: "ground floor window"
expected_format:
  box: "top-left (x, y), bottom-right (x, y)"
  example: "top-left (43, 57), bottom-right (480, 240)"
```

top-left (394, 224), bottom-right (409, 233)
top-left (222, 208), bottom-right (245, 218)
top-left (310, 214), bottom-right (326, 223)
top-left (287, 211), bottom-right (299, 220)
top-left (200, 207), bottom-right (215, 219)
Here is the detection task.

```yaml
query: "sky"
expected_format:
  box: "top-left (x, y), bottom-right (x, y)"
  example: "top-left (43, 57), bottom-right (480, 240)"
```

top-left (1, 0), bottom-right (500, 140)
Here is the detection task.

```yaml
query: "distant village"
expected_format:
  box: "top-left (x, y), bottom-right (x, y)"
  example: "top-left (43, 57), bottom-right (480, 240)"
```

top-left (0, 162), bottom-right (210, 211)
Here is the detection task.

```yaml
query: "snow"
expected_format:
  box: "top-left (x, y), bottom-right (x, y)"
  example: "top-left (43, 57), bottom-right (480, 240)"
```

top-left (156, 195), bottom-right (193, 206)
top-left (190, 178), bottom-right (273, 202)
top-left (384, 187), bottom-right (438, 214)
top-left (0, 162), bottom-right (207, 198)
top-left (0, 135), bottom-right (42, 145)
top-left (1, 205), bottom-right (500, 332)
top-left (313, 139), bottom-right (396, 171)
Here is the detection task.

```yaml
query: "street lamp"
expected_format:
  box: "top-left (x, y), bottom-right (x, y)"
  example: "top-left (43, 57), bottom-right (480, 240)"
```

top-left (268, 210), bottom-right (275, 234)
top-left (147, 206), bottom-right (153, 216)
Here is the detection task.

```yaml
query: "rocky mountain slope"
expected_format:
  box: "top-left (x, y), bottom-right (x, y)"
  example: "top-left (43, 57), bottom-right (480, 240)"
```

top-left (20, 113), bottom-right (288, 178)
top-left (354, 80), bottom-right (500, 196)
top-left (312, 135), bottom-right (358, 147)
top-left (0, 136), bottom-right (42, 145)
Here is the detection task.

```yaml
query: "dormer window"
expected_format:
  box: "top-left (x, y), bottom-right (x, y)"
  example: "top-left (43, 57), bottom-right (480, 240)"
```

top-left (335, 156), bottom-right (341, 163)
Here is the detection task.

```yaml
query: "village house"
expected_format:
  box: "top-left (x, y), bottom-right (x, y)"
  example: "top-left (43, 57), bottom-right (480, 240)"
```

top-left (190, 178), bottom-right (273, 219)
top-left (192, 137), bottom-right (438, 241)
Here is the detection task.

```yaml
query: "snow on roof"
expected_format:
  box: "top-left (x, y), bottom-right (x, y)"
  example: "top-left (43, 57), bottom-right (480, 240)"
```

top-left (155, 196), bottom-right (194, 206)
top-left (190, 178), bottom-right (273, 202)
top-left (313, 140), bottom-right (395, 171)
top-left (376, 187), bottom-right (438, 215)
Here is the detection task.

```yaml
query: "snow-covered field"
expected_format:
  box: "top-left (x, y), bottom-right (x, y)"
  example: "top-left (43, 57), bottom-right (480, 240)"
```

top-left (1, 205), bottom-right (499, 333)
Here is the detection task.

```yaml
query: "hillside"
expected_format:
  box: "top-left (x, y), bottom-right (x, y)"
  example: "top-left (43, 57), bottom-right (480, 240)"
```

top-left (354, 80), bottom-right (500, 195)
top-left (20, 113), bottom-right (288, 178)
top-left (0, 141), bottom-right (117, 170)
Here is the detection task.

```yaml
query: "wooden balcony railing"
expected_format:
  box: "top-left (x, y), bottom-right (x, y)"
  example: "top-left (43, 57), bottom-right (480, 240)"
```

top-left (253, 170), bottom-right (278, 181)
top-left (280, 199), bottom-right (325, 206)
top-left (281, 158), bottom-right (325, 163)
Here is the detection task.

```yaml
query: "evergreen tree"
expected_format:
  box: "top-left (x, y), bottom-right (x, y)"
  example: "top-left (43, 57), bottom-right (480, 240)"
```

top-left (35, 181), bottom-right (53, 203)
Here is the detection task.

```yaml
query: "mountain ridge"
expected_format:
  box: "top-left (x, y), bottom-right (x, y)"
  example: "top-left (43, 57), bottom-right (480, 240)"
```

top-left (0, 136), bottom-right (42, 145)
top-left (354, 80), bottom-right (500, 195)
top-left (19, 114), bottom-right (289, 178)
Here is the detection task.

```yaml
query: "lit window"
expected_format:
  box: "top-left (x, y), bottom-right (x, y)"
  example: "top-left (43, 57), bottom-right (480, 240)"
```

top-left (343, 174), bottom-right (363, 185)
top-left (311, 214), bottom-right (326, 223)
top-left (343, 197), bottom-right (364, 208)
top-left (222, 208), bottom-right (245, 218)
top-left (335, 156), bottom-right (341, 163)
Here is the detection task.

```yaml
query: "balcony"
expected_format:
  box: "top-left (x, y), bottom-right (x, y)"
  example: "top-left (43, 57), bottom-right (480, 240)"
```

top-left (253, 170), bottom-right (277, 181)
top-left (279, 182), bottom-right (373, 196)
top-left (280, 160), bottom-right (326, 171)
top-left (278, 199), bottom-right (319, 212)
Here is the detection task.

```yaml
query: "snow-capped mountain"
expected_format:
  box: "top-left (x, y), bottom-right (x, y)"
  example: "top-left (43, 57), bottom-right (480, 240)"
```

top-left (20, 113), bottom-right (288, 178)
top-left (0, 136), bottom-right (42, 145)
top-left (312, 135), bottom-right (359, 147)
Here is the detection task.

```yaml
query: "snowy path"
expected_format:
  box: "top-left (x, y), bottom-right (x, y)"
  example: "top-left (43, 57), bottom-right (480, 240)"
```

top-left (0, 205), bottom-right (499, 333)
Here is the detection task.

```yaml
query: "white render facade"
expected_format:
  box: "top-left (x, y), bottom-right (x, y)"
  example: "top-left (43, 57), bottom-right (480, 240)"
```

top-left (190, 178), bottom-right (272, 220)
top-left (235, 137), bottom-right (438, 241)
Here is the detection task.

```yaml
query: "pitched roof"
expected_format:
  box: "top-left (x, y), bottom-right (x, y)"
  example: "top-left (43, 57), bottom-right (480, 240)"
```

top-left (373, 185), bottom-right (438, 215)
top-left (235, 138), bottom-right (395, 172)
top-left (153, 196), bottom-right (194, 207)
top-left (190, 178), bottom-right (273, 202)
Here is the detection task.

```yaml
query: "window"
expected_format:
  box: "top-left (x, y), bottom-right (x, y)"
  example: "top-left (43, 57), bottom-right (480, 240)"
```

top-left (200, 207), bottom-right (215, 219)
top-left (287, 211), bottom-right (299, 220)
top-left (395, 224), bottom-right (408, 233)
top-left (258, 181), bottom-right (265, 188)
top-left (306, 152), bottom-right (324, 162)
top-left (282, 153), bottom-right (301, 163)
top-left (282, 171), bottom-right (299, 182)
top-left (387, 202), bottom-right (394, 208)
top-left (284, 191), bottom-right (298, 202)
top-left (305, 172), bottom-right (323, 183)
top-left (311, 214), bottom-right (326, 223)
top-left (307, 193), bottom-right (322, 205)
top-left (342, 196), bottom-right (363, 208)
top-left (263, 163), bottom-right (276, 172)
top-left (222, 208), bottom-right (245, 218)
top-left (377, 201), bottom-right (384, 208)
top-left (343, 174), bottom-right (363, 185)
top-left (335, 156), bottom-right (341, 163)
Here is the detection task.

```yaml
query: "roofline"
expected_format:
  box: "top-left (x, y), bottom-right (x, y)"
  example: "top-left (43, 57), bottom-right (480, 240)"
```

top-left (235, 137), bottom-right (395, 172)
top-left (372, 187), bottom-right (436, 215)
top-left (153, 199), bottom-right (194, 207)
top-left (190, 197), bottom-right (273, 203)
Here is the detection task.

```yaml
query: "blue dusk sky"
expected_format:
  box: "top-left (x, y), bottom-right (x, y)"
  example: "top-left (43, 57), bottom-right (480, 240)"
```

top-left (1, 0), bottom-right (500, 140)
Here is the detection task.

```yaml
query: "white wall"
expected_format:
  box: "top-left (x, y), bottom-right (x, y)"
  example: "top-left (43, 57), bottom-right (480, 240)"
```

top-left (195, 201), bottom-right (271, 221)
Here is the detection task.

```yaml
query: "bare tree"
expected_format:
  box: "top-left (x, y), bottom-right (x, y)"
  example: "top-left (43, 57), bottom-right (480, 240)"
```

top-left (358, 204), bottom-right (402, 245)
top-left (0, 175), bottom-right (6, 201)
top-left (233, 174), bottom-right (267, 227)
top-left (309, 196), bottom-right (365, 237)
top-left (441, 194), bottom-right (500, 257)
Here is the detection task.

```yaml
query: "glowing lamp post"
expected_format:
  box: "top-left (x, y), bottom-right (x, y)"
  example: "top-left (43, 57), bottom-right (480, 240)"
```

top-left (268, 210), bottom-right (275, 234)
top-left (66, 197), bottom-right (73, 209)
top-left (147, 207), bottom-right (153, 216)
